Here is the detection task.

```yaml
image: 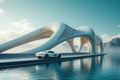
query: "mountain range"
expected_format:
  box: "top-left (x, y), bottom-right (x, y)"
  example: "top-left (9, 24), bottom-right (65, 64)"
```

top-left (104, 37), bottom-right (120, 48)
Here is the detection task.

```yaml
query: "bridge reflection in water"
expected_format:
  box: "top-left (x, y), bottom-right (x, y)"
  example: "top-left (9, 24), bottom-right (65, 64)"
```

top-left (1, 54), bottom-right (120, 80)
top-left (35, 56), bottom-right (104, 80)
top-left (0, 55), bottom-right (104, 80)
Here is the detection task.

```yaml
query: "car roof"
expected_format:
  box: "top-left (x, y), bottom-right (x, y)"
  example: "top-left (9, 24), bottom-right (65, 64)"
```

top-left (42, 50), bottom-right (54, 52)
top-left (48, 51), bottom-right (54, 53)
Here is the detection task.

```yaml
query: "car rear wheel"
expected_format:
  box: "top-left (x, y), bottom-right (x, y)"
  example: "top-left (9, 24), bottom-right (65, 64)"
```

top-left (58, 54), bottom-right (61, 58)
top-left (38, 56), bottom-right (41, 59)
top-left (44, 54), bottom-right (49, 59)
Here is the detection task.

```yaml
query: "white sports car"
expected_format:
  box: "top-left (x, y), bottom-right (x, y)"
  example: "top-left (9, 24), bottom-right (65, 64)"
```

top-left (35, 51), bottom-right (61, 59)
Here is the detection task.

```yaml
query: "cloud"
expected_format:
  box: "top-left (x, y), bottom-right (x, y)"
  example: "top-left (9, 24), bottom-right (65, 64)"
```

top-left (0, 19), bottom-right (40, 53)
top-left (113, 34), bottom-right (120, 38)
top-left (0, 8), bottom-right (7, 16)
top-left (101, 34), bottom-right (113, 42)
top-left (101, 33), bottom-right (120, 43)
top-left (0, 19), bottom-right (36, 41)
top-left (11, 19), bottom-right (35, 34)
top-left (0, 0), bottom-right (3, 3)
top-left (117, 25), bottom-right (120, 28)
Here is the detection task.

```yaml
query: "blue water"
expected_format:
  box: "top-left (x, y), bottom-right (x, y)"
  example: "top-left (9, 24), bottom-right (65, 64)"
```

top-left (0, 53), bottom-right (120, 80)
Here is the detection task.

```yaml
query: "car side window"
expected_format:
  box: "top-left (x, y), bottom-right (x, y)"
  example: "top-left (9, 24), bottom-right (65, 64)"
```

top-left (48, 51), bottom-right (54, 53)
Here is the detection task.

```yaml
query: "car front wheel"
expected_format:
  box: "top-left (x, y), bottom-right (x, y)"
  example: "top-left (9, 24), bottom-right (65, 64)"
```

top-left (58, 54), bottom-right (61, 58)
top-left (44, 54), bottom-right (49, 59)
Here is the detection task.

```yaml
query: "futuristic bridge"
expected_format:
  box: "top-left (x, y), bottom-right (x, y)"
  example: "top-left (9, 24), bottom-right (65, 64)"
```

top-left (0, 23), bottom-right (103, 54)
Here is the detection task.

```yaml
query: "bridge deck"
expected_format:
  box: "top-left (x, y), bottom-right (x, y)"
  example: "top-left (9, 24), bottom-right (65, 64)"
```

top-left (0, 53), bottom-right (106, 69)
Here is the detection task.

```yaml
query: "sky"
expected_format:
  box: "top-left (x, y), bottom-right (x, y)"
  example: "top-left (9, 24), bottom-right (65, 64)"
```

top-left (0, 0), bottom-right (120, 35)
top-left (0, 0), bottom-right (120, 52)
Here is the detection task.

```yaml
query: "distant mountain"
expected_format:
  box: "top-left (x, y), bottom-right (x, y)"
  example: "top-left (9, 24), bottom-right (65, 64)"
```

top-left (104, 37), bottom-right (120, 48)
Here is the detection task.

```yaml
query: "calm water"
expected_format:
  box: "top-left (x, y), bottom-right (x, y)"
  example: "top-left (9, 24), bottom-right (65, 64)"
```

top-left (0, 53), bottom-right (120, 80)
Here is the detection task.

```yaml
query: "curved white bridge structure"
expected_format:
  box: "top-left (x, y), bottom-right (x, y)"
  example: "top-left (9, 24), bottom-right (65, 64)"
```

top-left (0, 23), bottom-right (103, 54)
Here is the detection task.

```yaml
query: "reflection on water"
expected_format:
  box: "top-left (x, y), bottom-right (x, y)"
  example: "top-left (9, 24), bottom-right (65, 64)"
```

top-left (35, 56), bottom-right (104, 80)
top-left (0, 54), bottom-right (120, 80)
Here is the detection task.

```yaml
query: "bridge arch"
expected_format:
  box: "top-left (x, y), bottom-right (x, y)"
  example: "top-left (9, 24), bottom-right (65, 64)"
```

top-left (0, 23), bottom-right (103, 54)
top-left (67, 37), bottom-right (93, 53)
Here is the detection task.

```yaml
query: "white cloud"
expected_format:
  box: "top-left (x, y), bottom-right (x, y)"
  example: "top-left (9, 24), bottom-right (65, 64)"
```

top-left (117, 25), bottom-right (120, 28)
top-left (101, 33), bottom-right (120, 43)
top-left (0, 19), bottom-right (39, 53)
top-left (1, 19), bottom-right (36, 40)
top-left (77, 25), bottom-right (89, 31)
top-left (0, 8), bottom-right (7, 16)
top-left (11, 19), bottom-right (35, 34)
top-left (113, 34), bottom-right (120, 38)
top-left (0, 0), bottom-right (3, 3)
top-left (101, 34), bottom-right (113, 42)
top-left (0, 1), bottom-right (6, 16)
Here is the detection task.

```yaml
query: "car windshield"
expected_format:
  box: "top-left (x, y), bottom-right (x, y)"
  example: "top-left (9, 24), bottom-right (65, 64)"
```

top-left (48, 51), bottom-right (54, 53)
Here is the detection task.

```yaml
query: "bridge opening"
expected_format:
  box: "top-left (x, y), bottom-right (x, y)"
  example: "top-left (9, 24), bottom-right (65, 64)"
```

top-left (73, 37), bottom-right (90, 53)
top-left (66, 37), bottom-right (93, 53)
top-left (80, 43), bottom-right (89, 53)
top-left (73, 37), bottom-right (81, 52)
top-left (50, 41), bottom-right (72, 53)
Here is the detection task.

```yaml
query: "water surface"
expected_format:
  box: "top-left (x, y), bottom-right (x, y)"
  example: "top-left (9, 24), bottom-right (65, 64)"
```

top-left (0, 53), bottom-right (120, 80)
